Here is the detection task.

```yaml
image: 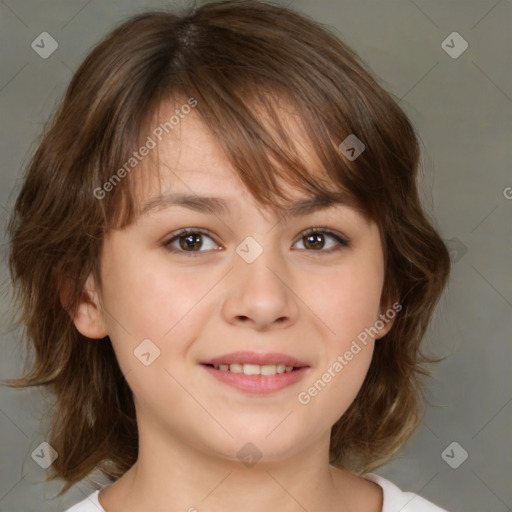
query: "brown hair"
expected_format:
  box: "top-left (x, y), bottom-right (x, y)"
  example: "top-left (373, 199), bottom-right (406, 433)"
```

top-left (4, 0), bottom-right (450, 495)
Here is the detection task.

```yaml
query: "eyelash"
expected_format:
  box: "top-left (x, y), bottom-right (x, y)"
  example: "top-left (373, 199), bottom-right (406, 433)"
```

top-left (163, 227), bottom-right (349, 257)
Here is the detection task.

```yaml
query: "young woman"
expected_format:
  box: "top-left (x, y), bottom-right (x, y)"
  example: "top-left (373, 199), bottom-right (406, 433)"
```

top-left (6, 1), bottom-right (451, 511)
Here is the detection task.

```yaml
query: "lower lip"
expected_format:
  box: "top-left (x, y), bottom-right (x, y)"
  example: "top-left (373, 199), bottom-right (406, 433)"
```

top-left (201, 365), bottom-right (309, 394)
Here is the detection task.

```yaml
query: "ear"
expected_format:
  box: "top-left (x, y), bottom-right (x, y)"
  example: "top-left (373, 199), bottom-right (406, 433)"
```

top-left (374, 298), bottom-right (401, 340)
top-left (59, 271), bottom-right (109, 339)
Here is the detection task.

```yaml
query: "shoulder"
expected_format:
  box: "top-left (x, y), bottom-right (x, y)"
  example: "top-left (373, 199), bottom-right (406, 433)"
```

top-left (63, 490), bottom-right (105, 512)
top-left (363, 473), bottom-right (450, 512)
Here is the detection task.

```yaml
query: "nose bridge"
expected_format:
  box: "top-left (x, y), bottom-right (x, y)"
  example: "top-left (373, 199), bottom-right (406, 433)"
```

top-left (221, 231), bottom-right (297, 329)
top-left (234, 232), bottom-right (286, 295)
top-left (232, 194), bottom-right (285, 271)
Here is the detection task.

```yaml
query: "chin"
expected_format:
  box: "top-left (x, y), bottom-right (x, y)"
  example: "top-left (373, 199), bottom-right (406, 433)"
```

top-left (200, 426), bottom-right (303, 463)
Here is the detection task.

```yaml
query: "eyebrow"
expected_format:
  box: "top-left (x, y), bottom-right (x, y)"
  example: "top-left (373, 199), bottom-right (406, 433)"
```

top-left (139, 192), bottom-right (350, 218)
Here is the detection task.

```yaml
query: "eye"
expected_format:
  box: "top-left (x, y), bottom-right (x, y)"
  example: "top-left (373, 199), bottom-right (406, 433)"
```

top-left (164, 228), bottom-right (221, 256)
top-left (163, 227), bottom-right (349, 256)
top-left (293, 228), bottom-right (349, 253)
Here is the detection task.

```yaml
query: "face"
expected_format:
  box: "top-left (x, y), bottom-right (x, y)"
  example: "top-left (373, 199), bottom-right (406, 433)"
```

top-left (73, 104), bottom-right (395, 464)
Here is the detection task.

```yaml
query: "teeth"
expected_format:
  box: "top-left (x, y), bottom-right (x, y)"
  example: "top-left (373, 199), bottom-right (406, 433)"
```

top-left (229, 363), bottom-right (243, 373)
top-left (261, 364), bottom-right (278, 376)
top-left (243, 364), bottom-right (260, 375)
top-left (212, 363), bottom-right (296, 375)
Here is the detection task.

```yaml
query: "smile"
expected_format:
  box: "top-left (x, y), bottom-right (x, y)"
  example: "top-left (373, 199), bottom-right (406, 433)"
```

top-left (200, 351), bottom-right (310, 393)
top-left (201, 362), bottom-right (309, 394)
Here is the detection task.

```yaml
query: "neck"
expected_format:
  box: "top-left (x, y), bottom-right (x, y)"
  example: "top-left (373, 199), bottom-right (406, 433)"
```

top-left (99, 425), bottom-right (364, 512)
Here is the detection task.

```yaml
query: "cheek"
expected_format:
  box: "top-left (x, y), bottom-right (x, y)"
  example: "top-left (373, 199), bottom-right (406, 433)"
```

top-left (294, 341), bottom-right (374, 436)
top-left (310, 261), bottom-right (384, 343)
top-left (297, 325), bottom-right (375, 429)
top-left (99, 253), bottom-right (216, 392)
top-left (293, 264), bottom-right (382, 424)
top-left (101, 250), bottom-right (208, 339)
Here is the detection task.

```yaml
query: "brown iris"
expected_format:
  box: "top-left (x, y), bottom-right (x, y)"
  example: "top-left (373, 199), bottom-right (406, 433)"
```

top-left (303, 233), bottom-right (326, 250)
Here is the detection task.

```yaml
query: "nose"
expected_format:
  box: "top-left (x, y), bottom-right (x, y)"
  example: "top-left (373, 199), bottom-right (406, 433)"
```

top-left (220, 239), bottom-right (300, 331)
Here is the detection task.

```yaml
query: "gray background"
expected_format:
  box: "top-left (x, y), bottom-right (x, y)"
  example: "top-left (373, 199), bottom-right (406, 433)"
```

top-left (1, 1), bottom-right (511, 511)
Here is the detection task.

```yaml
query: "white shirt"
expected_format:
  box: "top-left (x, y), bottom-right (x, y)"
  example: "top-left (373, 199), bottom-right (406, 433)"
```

top-left (63, 473), bottom-right (449, 511)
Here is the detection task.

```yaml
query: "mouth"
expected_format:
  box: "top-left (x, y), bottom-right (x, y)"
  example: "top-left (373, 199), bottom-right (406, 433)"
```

top-left (200, 351), bottom-right (310, 394)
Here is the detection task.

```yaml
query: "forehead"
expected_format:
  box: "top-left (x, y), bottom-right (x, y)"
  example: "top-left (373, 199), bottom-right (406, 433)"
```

top-left (132, 114), bottom-right (254, 215)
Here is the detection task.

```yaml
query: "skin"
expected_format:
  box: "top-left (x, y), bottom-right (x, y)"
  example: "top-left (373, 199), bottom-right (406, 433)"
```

top-left (69, 104), bottom-right (396, 512)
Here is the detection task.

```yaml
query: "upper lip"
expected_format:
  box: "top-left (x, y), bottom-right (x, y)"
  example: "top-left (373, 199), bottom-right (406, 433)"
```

top-left (201, 351), bottom-right (310, 368)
